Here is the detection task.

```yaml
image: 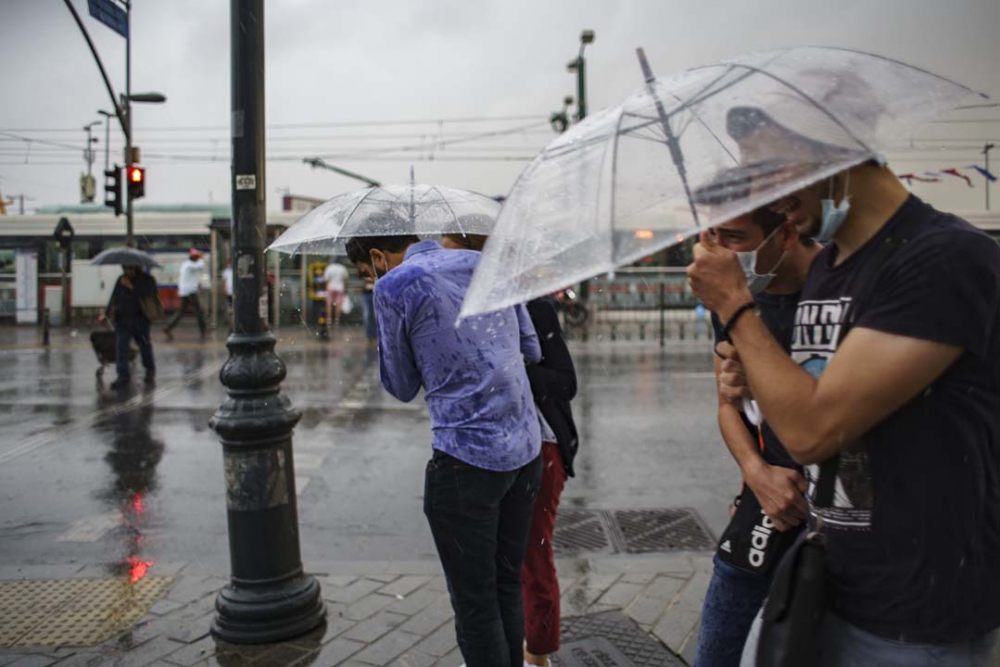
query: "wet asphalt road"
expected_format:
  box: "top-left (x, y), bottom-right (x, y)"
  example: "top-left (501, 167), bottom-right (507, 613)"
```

top-left (0, 323), bottom-right (735, 570)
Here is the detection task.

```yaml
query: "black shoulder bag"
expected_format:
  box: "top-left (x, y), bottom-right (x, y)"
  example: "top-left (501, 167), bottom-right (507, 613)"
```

top-left (755, 215), bottom-right (920, 667)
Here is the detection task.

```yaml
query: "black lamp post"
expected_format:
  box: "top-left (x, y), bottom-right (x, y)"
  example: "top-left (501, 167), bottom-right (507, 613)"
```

top-left (208, 0), bottom-right (325, 644)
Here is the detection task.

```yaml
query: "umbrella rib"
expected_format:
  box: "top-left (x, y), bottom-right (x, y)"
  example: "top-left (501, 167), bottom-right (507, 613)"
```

top-left (810, 46), bottom-right (988, 99)
top-left (337, 186), bottom-right (383, 242)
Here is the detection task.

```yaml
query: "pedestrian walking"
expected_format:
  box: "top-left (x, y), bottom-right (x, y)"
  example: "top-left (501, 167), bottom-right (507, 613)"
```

top-left (100, 265), bottom-right (162, 389)
top-left (347, 233), bottom-right (542, 667)
top-left (323, 260), bottom-right (349, 328)
top-left (691, 202), bottom-right (819, 667)
top-left (688, 108), bottom-right (1000, 664)
top-left (164, 248), bottom-right (207, 341)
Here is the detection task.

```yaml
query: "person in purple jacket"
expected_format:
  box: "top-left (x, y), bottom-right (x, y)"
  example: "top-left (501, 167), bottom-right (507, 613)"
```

top-left (346, 233), bottom-right (543, 667)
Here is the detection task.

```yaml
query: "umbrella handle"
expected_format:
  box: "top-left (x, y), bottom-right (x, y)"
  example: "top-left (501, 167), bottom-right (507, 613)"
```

top-left (743, 397), bottom-right (763, 426)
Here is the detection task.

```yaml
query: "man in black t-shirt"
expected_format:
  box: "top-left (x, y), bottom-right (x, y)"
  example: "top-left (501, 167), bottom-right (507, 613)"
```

top-left (689, 158), bottom-right (1000, 664)
top-left (694, 206), bottom-right (820, 667)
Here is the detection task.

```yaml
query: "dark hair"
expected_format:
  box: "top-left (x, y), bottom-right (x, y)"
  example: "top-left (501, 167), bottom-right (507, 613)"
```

top-left (750, 207), bottom-right (785, 237)
top-left (345, 235), bottom-right (420, 265)
top-left (442, 233), bottom-right (488, 251)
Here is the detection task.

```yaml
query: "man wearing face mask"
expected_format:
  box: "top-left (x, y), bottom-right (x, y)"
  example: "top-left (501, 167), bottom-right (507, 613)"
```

top-left (688, 108), bottom-right (1000, 663)
top-left (345, 230), bottom-right (543, 667)
top-left (694, 204), bottom-right (820, 667)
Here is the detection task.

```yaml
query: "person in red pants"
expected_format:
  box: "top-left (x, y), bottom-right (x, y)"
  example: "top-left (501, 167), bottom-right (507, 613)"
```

top-left (522, 296), bottom-right (578, 666)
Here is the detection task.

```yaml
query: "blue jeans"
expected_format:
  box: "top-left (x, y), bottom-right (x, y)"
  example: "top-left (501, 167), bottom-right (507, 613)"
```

top-left (361, 291), bottom-right (376, 340)
top-left (740, 609), bottom-right (999, 666)
top-left (114, 318), bottom-right (154, 381)
top-left (694, 555), bottom-right (773, 667)
top-left (424, 450), bottom-right (542, 667)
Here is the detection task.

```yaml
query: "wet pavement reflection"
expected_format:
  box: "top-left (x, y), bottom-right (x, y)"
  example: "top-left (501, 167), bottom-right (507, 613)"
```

top-left (0, 326), bottom-right (734, 571)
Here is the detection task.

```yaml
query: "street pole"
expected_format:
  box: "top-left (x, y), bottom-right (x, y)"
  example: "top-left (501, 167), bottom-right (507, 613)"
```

top-left (986, 143), bottom-right (995, 211)
top-left (99, 110), bottom-right (113, 173)
top-left (209, 0), bottom-right (325, 644)
top-left (124, 0), bottom-right (133, 246)
top-left (570, 30), bottom-right (594, 302)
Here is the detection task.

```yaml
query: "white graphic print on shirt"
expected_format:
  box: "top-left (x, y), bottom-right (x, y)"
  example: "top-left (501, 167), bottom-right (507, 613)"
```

top-left (790, 297), bottom-right (873, 530)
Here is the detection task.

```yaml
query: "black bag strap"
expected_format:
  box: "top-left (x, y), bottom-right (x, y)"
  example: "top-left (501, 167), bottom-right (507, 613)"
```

top-left (813, 208), bottom-right (923, 507)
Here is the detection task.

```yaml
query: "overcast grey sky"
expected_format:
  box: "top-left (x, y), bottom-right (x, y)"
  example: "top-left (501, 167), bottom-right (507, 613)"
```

top-left (1, 0), bottom-right (998, 214)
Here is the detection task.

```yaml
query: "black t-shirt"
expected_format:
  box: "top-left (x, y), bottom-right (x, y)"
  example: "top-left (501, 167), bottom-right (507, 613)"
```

top-left (790, 195), bottom-right (1000, 642)
top-left (712, 290), bottom-right (801, 469)
top-left (112, 277), bottom-right (143, 319)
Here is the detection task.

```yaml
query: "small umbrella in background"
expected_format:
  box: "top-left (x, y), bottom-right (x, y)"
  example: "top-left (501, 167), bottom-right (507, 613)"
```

top-left (459, 46), bottom-right (986, 319)
top-left (91, 247), bottom-right (161, 270)
top-left (267, 169), bottom-right (501, 256)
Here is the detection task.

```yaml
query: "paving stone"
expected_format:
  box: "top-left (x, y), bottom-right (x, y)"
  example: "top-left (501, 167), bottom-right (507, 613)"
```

top-left (410, 623), bottom-right (456, 658)
top-left (560, 573), bottom-right (621, 616)
top-left (378, 577), bottom-right (430, 599)
top-left (624, 592), bottom-right (672, 627)
top-left (147, 599), bottom-right (186, 616)
top-left (343, 611), bottom-right (409, 644)
top-left (652, 608), bottom-right (700, 655)
top-left (343, 594), bottom-right (397, 622)
top-left (642, 575), bottom-right (687, 601)
top-left (349, 629), bottom-right (422, 666)
top-left (595, 582), bottom-right (645, 609)
top-left (397, 597), bottom-right (453, 637)
top-left (319, 576), bottom-right (358, 589)
top-left (162, 635), bottom-right (215, 666)
top-left (672, 571), bottom-right (711, 614)
top-left (385, 588), bottom-right (441, 617)
top-left (308, 637), bottom-right (366, 667)
top-left (387, 650), bottom-right (437, 667)
top-left (247, 645), bottom-right (311, 667)
top-left (364, 575), bottom-right (399, 584)
top-left (315, 613), bottom-right (357, 643)
top-left (324, 579), bottom-right (384, 605)
top-left (3, 656), bottom-right (58, 667)
top-left (0, 655), bottom-right (30, 667)
top-left (163, 577), bottom-right (220, 605)
top-left (383, 563), bottom-right (442, 577)
top-left (423, 578), bottom-right (448, 593)
top-left (619, 573), bottom-right (656, 585)
top-left (431, 648), bottom-right (464, 667)
top-left (104, 636), bottom-right (186, 667)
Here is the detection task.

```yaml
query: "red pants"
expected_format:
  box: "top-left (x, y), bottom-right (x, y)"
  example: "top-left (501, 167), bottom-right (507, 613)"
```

top-left (521, 441), bottom-right (567, 655)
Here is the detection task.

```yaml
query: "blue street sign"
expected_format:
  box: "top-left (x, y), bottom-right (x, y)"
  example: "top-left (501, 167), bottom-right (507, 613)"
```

top-left (87, 0), bottom-right (128, 39)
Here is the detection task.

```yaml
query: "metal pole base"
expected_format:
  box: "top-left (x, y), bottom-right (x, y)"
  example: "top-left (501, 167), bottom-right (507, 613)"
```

top-left (211, 574), bottom-right (325, 644)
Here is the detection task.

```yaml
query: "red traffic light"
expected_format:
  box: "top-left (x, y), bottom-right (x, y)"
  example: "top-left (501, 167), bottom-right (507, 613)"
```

top-left (127, 166), bottom-right (146, 199)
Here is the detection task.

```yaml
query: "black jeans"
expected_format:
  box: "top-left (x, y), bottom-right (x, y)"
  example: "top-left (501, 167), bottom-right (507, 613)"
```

top-left (114, 317), bottom-right (154, 380)
top-left (165, 293), bottom-right (207, 334)
top-left (424, 450), bottom-right (543, 667)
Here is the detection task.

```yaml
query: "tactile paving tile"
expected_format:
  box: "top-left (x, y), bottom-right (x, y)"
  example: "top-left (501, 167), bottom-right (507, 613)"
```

top-left (555, 610), bottom-right (685, 667)
top-left (0, 575), bottom-right (174, 648)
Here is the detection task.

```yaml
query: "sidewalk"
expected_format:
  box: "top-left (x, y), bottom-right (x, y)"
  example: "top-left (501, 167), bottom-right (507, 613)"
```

top-left (0, 555), bottom-right (712, 667)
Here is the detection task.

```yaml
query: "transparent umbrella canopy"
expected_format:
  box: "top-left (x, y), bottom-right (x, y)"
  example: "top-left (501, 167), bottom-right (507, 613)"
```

top-left (91, 247), bottom-right (161, 269)
top-left (267, 180), bottom-right (501, 256)
top-left (459, 46), bottom-right (987, 319)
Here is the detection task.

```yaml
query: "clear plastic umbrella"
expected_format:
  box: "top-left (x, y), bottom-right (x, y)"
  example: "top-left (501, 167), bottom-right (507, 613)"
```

top-left (460, 46), bottom-right (987, 319)
top-left (267, 172), bottom-right (501, 256)
top-left (91, 247), bottom-right (161, 269)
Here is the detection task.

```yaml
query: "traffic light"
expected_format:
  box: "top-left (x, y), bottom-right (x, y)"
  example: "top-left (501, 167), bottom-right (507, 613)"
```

top-left (127, 166), bottom-right (146, 200)
top-left (104, 165), bottom-right (122, 216)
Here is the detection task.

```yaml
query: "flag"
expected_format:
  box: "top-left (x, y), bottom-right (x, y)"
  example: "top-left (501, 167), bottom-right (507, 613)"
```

top-left (969, 165), bottom-right (998, 183)
top-left (897, 173), bottom-right (940, 183)
top-left (942, 168), bottom-right (974, 187)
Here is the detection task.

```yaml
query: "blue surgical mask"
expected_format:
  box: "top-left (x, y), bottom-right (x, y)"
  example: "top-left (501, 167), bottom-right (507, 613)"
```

top-left (814, 174), bottom-right (850, 244)
top-left (735, 226), bottom-right (787, 294)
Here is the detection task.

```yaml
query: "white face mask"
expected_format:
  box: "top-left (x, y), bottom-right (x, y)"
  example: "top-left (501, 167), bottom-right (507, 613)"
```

top-left (734, 226), bottom-right (787, 294)
top-left (815, 173), bottom-right (851, 244)
top-left (369, 252), bottom-right (389, 285)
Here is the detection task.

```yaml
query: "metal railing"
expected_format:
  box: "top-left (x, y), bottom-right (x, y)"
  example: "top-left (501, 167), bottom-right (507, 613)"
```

top-left (564, 267), bottom-right (713, 345)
